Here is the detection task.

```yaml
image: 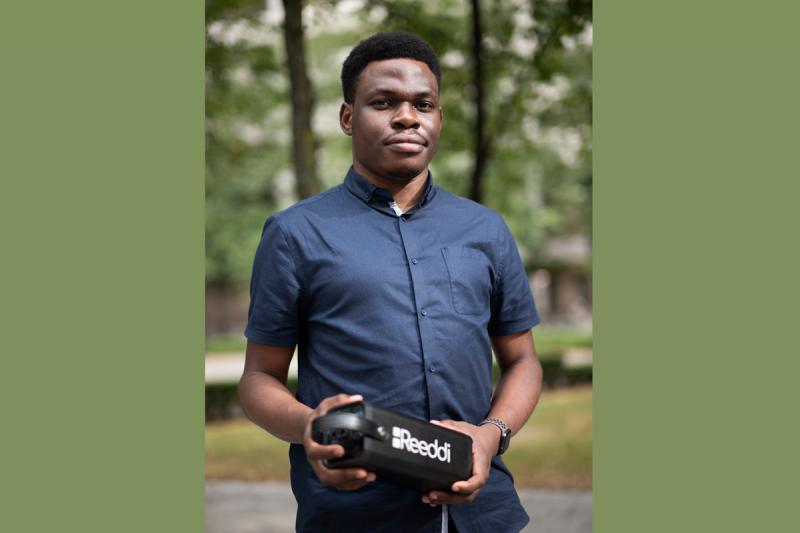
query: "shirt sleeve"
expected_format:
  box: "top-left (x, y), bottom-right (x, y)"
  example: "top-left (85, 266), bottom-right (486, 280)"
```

top-left (244, 216), bottom-right (302, 347)
top-left (488, 219), bottom-right (540, 336)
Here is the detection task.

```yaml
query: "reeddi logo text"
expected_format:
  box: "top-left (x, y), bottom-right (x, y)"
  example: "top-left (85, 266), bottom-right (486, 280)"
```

top-left (391, 426), bottom-right (452, 463)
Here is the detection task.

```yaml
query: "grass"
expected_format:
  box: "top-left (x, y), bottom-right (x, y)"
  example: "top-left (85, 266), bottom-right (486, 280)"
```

top-left (205, 334), bottom-right (246, 354)
top-left (205, 419), bottom-right (293, 481)
top-left (504, 385), bottom-right (592, 488)
top-left (205, 386), bottom-right (592, 488)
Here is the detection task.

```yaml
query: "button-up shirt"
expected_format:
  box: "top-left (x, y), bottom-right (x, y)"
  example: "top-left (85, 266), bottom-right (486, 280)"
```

top-left (246, 167), bottom-right (540, 533)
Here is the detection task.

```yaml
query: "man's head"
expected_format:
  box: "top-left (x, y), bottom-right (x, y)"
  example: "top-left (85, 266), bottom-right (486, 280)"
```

top-left (341, 31), bottom-right (441, 105)
top-left (340, 32), bottom-right (443, 184)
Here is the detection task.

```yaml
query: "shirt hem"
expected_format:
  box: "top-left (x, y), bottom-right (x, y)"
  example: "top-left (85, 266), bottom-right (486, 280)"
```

top-left (488, 315), bottom-right (540, 337)
top-left (244, 327), bottom-right (297, 347)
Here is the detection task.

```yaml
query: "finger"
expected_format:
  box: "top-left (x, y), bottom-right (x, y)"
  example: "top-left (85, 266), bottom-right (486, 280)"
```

top-left (321, 466), bottom-right (371, 482)
top-left (335, 472), bottom-right (377, 491)
top-left (452, 455), bottom-right (490, 493)
top-left (336, 479), bottom-right (370, 491)
top-left (305, 441), bottom-right (346, 461)
top-left (431, 419), bottom-right (462, 432)
top-left (451, 472), bottom-right (485, 495)
top-left (318, 394), bottom-right (363, 414)
top-left (434, 419), bottom-right (470, 436)
top-left (317, 466), bottom-right (372, 488)
top-left (425, 489), bottom-right (479, 505)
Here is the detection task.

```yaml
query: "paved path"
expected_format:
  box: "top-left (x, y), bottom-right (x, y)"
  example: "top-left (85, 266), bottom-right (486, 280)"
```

top-left (206, 353), bottom-right (298, 384)
top-left (206, 481), bottom-right (591, 533)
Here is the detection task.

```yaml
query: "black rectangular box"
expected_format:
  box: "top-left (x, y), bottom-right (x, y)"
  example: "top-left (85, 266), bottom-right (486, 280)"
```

top-left (312, 401), bottom-right (473, 492)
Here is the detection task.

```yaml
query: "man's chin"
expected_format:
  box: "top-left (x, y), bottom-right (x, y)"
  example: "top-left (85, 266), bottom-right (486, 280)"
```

top-left (385, 164), bottom-right (428, 182)
top-left (386, 168), bottom-right (425, 183)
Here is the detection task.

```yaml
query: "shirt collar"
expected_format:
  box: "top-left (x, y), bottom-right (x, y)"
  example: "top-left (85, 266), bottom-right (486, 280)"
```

top-left (343, 166), bottom-right (437, 208)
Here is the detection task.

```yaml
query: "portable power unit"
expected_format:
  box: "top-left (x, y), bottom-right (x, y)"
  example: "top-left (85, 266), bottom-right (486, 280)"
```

top-left (311, 401), bottom-right (473, 492)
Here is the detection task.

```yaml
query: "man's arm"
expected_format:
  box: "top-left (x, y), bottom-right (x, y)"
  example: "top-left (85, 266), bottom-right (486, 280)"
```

top-left (238, 341), bottom-right (309, 443)
top-left (485, 328), bottom-right (543, 438)
top-left (238, 340), bottom-right (376, 490)
top-left (423, 329), bottom-right (542, 506)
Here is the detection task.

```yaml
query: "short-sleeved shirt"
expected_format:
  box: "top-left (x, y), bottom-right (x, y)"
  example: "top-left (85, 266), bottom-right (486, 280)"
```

top-left (246, 167), bottom-right (540, 533)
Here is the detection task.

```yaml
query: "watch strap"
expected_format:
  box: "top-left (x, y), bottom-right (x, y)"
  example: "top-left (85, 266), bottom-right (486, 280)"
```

top-left (479, 417), bottom-right (511, 455)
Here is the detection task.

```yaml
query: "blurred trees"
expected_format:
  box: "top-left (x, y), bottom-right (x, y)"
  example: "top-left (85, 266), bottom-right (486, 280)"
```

top-left (282, 0), bottom-right (321, 199)
top-left (206, 0), bottom-right (592, 287)
top-left (206, 0), bottom-right (284, 286)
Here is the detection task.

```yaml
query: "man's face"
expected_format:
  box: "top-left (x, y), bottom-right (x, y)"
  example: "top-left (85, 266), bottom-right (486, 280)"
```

top-left (340, 58), bottom-right (443, 183)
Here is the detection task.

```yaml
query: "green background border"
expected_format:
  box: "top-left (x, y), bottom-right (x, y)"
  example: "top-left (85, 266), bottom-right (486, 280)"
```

top-left (594, 1), bottom-right (799, 531)
top-left (3, 1), bottom-right (799, 531)
top-left (1, 2), bottom-right (204, 531)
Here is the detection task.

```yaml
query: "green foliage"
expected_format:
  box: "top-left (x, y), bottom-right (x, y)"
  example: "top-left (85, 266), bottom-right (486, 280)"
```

top-left (206, 379), bottom-right (297, 421)
top-left (206, 0), bottom-right (288, 285)
top-left (206, 382), bottom-right (241, 421)
top-left (206, 0), bottom-right (592, 285)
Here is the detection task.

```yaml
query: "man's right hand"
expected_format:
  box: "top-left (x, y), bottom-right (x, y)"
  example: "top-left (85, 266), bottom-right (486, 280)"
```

top-left (303, 393), bottom-right (377, 491)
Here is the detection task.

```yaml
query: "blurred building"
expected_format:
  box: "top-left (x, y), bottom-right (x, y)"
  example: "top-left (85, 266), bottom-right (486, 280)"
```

top-left (531, 234), bottom-right (592, 328)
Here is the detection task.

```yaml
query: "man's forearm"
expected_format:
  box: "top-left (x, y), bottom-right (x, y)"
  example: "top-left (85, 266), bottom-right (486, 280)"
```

top-left (487, 355), bottom-right (543, 435)
top-left (239, 371), bottom-right (312, 444)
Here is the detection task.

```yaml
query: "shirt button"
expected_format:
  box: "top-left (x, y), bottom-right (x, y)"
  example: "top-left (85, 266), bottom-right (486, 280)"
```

top-left (420, 309), bottom-right (428, 317)
top-left (429, 365), bottom-right (436, 373)
top-left (411, 258), bottom-right (418, 265)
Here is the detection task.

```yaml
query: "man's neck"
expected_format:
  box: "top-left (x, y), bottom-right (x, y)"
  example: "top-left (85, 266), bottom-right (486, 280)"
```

top-left (354, 164), bottom-right (429, 213)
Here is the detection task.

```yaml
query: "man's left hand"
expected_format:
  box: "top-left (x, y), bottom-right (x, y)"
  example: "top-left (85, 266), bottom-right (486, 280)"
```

top-left (421, 420), bottom-right (501, 506)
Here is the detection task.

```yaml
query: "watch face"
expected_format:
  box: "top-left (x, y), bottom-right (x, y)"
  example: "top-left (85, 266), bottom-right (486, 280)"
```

top-left (499, 430), bottom-right (511, 454)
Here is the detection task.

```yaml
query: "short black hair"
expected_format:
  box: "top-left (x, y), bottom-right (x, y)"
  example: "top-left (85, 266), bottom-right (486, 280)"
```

top-left (341, 31), bottom-right (442, 104)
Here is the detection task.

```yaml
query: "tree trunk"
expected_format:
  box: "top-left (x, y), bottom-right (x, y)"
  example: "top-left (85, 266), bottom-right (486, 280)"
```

top-left (282, 0), bottom-right (320, 199)
top-left (468, 0), bottom-right (490, 204)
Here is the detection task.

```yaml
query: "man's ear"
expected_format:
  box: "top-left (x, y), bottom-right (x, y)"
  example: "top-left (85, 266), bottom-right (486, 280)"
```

top-left (340, 102), bottom-right (353, 136)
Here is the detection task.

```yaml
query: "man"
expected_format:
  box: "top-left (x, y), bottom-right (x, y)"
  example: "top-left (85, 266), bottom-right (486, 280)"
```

top-left (239, 31), bottom-right (543, 533)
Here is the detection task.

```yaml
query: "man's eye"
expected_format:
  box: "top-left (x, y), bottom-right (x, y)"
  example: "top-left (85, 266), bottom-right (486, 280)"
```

top-left (415, 102), bottom-right (434, 111)
top-left (371, 100), bottom-right (390, 108)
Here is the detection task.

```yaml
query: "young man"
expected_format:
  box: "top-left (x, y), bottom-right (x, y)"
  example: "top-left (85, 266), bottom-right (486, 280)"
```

top-left (239, 32), bottom-right (543, 533)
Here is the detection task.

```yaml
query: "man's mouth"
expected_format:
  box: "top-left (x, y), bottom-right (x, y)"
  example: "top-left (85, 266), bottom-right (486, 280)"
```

top-left (385, 135), bottom-right (426, 153)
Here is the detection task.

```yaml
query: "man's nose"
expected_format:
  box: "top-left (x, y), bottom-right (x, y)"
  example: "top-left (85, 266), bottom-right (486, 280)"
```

top-left (391, 102), bottom-right (419, 129)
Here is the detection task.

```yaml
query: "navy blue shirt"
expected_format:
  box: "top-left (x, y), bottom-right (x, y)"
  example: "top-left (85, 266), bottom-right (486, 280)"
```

top-left (246, 167), bottom-right (540, 533)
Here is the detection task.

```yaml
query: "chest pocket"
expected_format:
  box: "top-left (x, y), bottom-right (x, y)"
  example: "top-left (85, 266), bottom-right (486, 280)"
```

top-left (441, 246), bottom-right (492, 315)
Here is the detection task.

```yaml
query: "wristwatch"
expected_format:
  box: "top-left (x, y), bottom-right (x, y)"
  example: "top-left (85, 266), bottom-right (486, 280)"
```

top-left (479, 417), bottom-right (512, 455)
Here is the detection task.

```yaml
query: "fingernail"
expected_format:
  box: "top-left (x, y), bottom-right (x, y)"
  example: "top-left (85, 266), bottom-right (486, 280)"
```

top-left (367, 474), bottom-right (376, 482)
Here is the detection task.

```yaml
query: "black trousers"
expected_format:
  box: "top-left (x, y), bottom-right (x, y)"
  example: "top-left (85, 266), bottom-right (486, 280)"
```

top-left (448, 514), bottom-right (459, 533)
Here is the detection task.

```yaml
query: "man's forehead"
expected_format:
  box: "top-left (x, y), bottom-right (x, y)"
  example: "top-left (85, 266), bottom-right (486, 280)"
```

top-left (364, 58), bottom-right (434, 76)
top-left (356, 58), bottom-right (438, 95)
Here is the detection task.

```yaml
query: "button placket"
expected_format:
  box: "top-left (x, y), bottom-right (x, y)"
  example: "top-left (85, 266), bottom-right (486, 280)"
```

top-left (396, 215), bottom-right (437, 419)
